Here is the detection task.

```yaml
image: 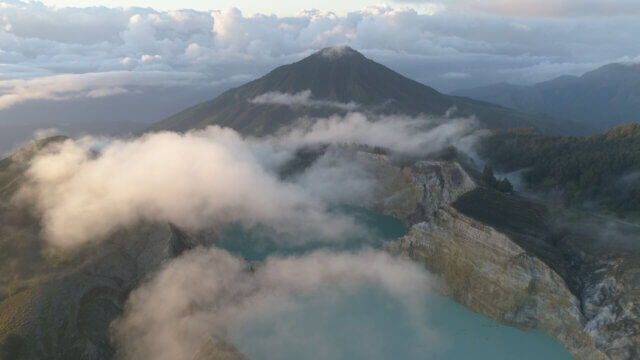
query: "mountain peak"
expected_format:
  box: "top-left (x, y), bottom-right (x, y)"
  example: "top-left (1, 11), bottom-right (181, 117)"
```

top-left (314, 46), bottom-right (362, 60)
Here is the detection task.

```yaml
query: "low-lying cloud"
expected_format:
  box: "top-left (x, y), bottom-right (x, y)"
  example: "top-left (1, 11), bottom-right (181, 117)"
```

top-left (291, 148), bottom-right (377, 207)
top-left (16, 127), bottom-right (364, 247)
top-left (111, 247), bottom-right (437, 360)
top-left (277, 112), bottom-right (479, 156)
top-left (250, 90), bottom-right (360, 111)
top-left (16, 112), bottom-right (479, 247)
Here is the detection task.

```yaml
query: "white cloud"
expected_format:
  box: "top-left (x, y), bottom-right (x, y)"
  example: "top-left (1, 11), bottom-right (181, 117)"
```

top-left (32, 127), bottom-right (60, 140)
top-left (291, 148), bottom-right (377, 207)
top-left (112, 247), bottom-right (436, 360)
top-left (85, 86), bottom-right (129, 98)
top-left (275, 112), bottom-right (479, 156)
top-left (0, 71), bottom-right (202, 110)
top-left (0, 0), bottom-right (639, 104)
top-left (318, 44), bottom-right (356, 58)
top-left (250, 90), bottom-right (360, 111)
top-left (16, 126), bottom-right (371, 247)
top-left (16, 112), bottom-right (478, 247)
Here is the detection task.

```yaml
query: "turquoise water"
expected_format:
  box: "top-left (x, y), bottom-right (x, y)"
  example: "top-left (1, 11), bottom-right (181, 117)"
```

top-left (216, 207), bottom-right (575, 360)
top-left (216, 206), bottom-right (407, 261)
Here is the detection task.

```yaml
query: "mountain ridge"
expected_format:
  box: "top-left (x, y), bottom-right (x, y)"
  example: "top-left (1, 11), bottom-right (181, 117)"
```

top-left (454, 62), bottom-right (640, 130)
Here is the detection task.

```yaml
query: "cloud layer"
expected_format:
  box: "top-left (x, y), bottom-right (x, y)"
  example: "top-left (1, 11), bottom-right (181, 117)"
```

top-left (112, 247), bottom-right (436, 360)
top-left (16, 127), bottom-right (364, 247)
top-left (16, 112), bottom-right (478, 247)
top-left (1, 0), bottom-right (639, 108)
top-left (276, 112), bottom-right (479, 156)
top-left (0, 71), bottom-right (203, 110)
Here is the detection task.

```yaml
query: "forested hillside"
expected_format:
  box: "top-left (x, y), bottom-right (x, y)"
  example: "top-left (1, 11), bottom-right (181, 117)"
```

top-left (479, 124), bottom-right (640, 215)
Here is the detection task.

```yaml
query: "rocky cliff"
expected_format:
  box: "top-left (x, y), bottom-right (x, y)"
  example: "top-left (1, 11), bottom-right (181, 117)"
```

top-left (370, 155), bottom-right (639, 360)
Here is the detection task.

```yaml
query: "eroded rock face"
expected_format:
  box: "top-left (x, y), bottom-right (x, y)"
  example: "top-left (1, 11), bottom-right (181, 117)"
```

top-left (389, 209), bottom-right (606, 360)
top-left (373, 157), bottom-right (638, 360)
top-left (582, 260), bottom-right (640, 359)
top-left (354, 152), bottom-right (475, 224)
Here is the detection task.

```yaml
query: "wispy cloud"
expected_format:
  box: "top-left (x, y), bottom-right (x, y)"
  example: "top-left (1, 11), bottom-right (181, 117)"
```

top-left (275, 112), bottom-right (479, 156)
top-left (0, 71), bottom-right (201, 110)
top-left (441, 72), bottom-right (470, 79)
top-left (250, 90), bottom-right (360, 111)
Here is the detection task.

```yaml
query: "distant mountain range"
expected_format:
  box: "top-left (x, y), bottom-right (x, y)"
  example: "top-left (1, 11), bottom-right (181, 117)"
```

top-left (454, 62), bottom-right (640, 131)
top-left (151, 46), bottom-right (574, 136)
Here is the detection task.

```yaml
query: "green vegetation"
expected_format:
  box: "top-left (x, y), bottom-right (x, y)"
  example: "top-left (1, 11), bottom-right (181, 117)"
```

top-left (453, 188), bottom-right (547, 237)
top-left (481, 165), bottom-right (513, 194)
top-left (480, 123), bottom-right (640, 215)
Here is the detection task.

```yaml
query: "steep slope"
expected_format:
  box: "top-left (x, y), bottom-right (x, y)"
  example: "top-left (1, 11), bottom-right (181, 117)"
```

top-left (454, 62), bottom-right (640, 131)
top-left (150, 46), bottom-right (573, 136)
top-left (0, 140), bottom-right (243, 360)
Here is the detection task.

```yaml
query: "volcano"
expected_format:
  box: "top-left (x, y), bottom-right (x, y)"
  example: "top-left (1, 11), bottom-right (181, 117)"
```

top-left (150, 46), bottom-right (571, 135)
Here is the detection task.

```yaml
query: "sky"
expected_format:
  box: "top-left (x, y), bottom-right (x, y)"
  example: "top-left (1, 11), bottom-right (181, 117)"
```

top-left (35, 0), bottom-right (640, 17)
top-left (38, 0), bottom-right (439, 16)
top-left (1, 0), bottom-right (640, 151)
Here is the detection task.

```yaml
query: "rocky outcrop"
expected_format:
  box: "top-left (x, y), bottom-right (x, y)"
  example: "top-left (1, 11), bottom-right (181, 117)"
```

top-left (354, 152), bottom-right (476, 223)
top-left (373, 157), bottom-right (639, 360)
top-left (581, 259), bottom-right (640, 359)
